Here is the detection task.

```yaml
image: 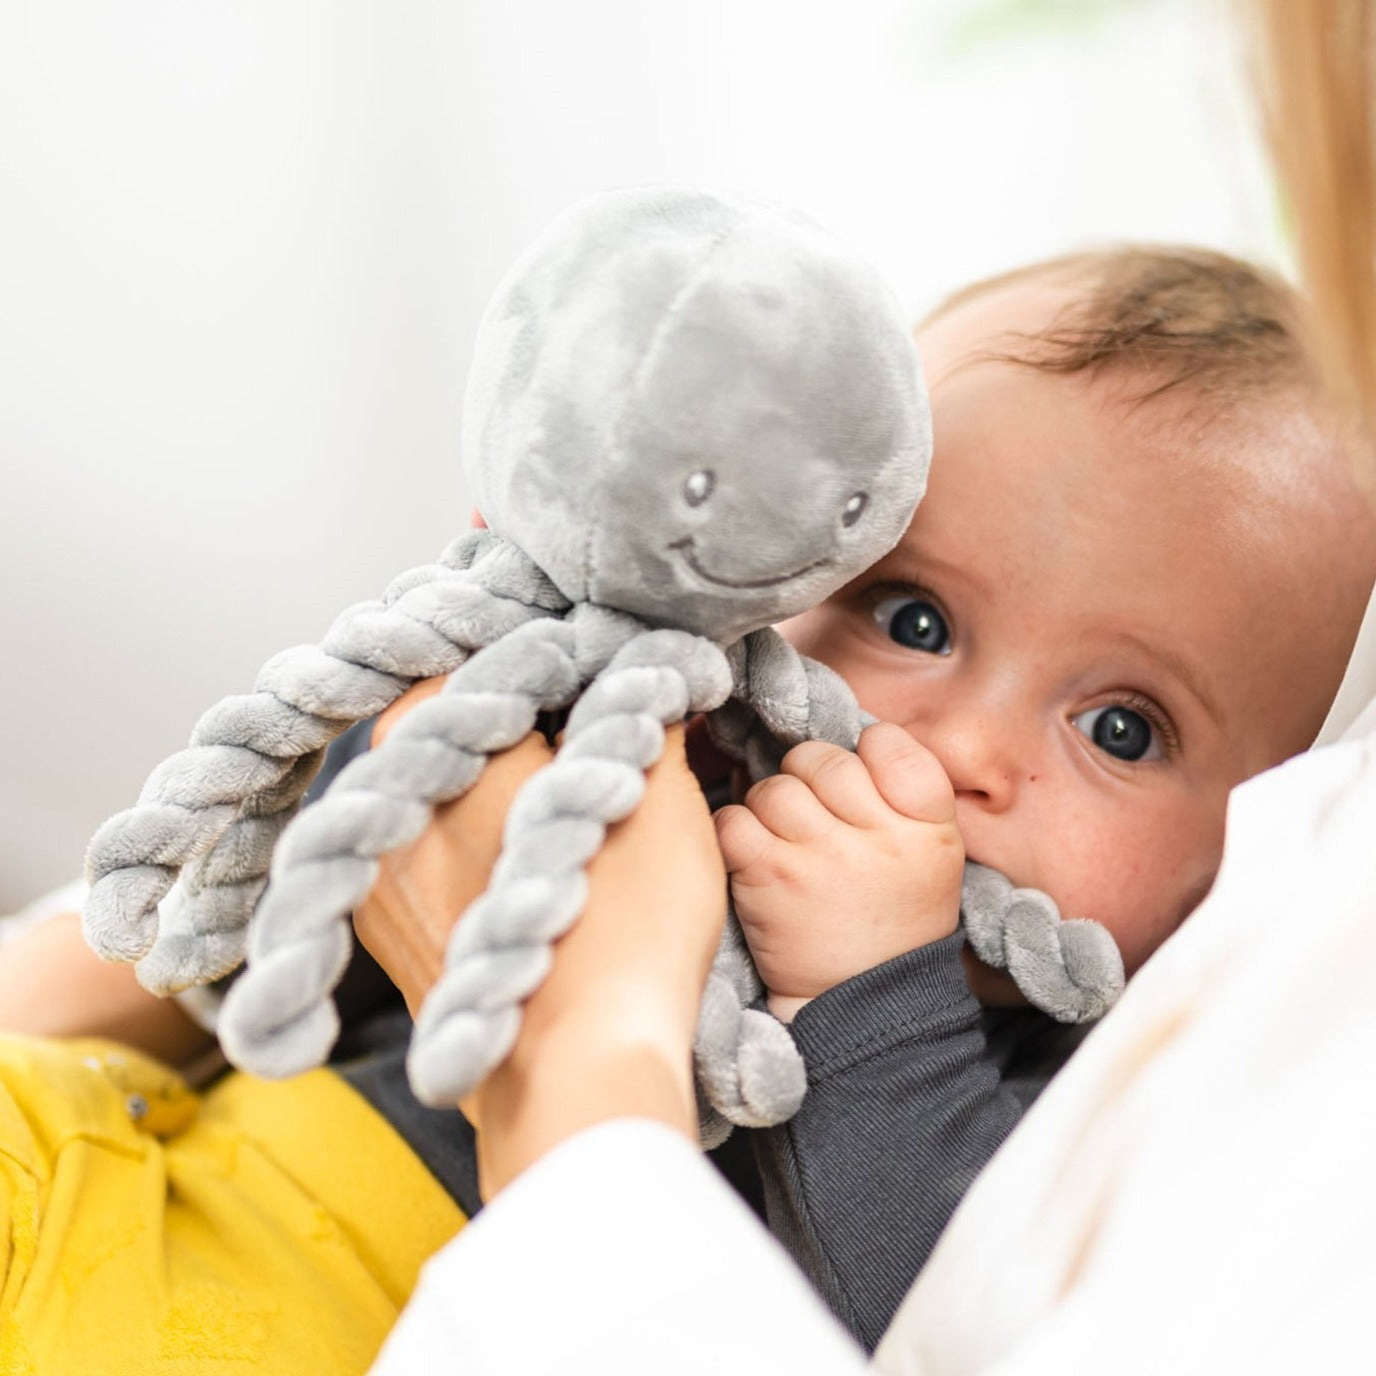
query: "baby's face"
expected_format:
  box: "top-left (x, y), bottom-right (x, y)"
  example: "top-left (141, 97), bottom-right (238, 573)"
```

top-left (782, 280), bottom-right (1374, 989)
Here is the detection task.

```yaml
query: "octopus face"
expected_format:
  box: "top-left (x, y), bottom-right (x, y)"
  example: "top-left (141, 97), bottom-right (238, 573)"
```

top-left (667, 532), bottom-right (832, 592)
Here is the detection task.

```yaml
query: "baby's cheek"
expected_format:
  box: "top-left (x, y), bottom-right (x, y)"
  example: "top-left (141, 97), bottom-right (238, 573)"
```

top-left (1078, 831), bottom-right (1222, 977)
top-left (775, 607), bottom-right (832, 657)
top-left (1030, 824), bottom-right (1162, 975)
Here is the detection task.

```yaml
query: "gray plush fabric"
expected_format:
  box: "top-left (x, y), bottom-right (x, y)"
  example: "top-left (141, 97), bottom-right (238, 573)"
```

top-left (960, 862), bottom-right (1125, 1022)
top-left (84, 530), bottom-right (557, 979)
top-left (83, 187), bottom-right (1123, 1134)
top-left (462, 187), bottom-right (928, 645)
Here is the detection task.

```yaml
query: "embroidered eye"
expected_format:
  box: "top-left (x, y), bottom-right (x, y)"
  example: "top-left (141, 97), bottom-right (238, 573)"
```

top-left (1071, 705), bottom-right (1162, 763)
top-left (841, 492), bottom-right (868, 527)
top-left (873, 595), bottom-right (951, 655)
top-left (683, 470), bottom-right (715, 506)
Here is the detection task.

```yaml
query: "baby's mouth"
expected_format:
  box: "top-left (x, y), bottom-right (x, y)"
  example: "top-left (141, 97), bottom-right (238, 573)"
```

top-left (668, 536), bottom-right (829, 590)
top-left (958, 945), bottom-right (1027, 1007)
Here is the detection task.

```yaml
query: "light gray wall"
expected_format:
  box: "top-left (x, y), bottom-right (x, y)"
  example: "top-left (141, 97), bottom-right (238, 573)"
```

top-left (0, 0), bottom-right (1275, 910)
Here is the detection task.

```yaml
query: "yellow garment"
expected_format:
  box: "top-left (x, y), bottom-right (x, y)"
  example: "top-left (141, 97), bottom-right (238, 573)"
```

top-left (0, 1034), bottom-right (465, 1375)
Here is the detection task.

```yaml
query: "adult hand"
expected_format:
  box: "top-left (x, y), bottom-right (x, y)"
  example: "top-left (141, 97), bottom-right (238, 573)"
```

top-left (353, 678), bottom-right (554, 1016)
top-left (471, 718), bottom-right (726, 1195)
top-left (0, 908), bottom-right (217, 1072)
top-left (353, 682), bottom-right (727, 1198)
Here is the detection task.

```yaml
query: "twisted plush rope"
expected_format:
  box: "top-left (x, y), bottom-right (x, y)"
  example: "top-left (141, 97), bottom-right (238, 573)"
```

top-left (143, 750), bottom-right (327, 994)
top-left (708, 627), bottom-right (864, 775)
top-left (959, 861), bottom-right (1125, 1022)
top-left (217, 613), bottom-right (837, 1133)
top-left (694, 916), bottom-right (809, 1149)
top-left (217, 601), bottom-right (644, 1079)
top-left (83, 532), bottom-right (565, 982)
top-left (405, 625), bottom-right (735, 1106)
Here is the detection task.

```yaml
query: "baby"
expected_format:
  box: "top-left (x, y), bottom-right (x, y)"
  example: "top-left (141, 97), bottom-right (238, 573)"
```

top-left (709, 246), bottom-right (1376, 1347)
top-left (732, 246), bottom-right (1374, 1000)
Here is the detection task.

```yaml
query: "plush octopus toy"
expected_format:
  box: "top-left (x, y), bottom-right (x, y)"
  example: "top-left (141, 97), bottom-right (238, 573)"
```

top-left (83, 187), bottom-right (1124, 1146)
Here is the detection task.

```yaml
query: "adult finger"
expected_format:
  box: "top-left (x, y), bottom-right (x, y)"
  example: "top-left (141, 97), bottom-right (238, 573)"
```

top-left (371, 675), bottom-right (450, 747)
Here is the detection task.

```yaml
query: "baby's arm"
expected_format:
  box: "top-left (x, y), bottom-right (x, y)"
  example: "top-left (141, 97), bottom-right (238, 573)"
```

top-left (0, 909), bottom-right (216, 1068)
top-left (0, 716), bottom-right (399, 1075)
top-left (747, 945), bottom-right (1039, 1350)
top-left (715, 722), bottom-right (964, 1019)
top-left (715, 723), bottom-right (1053, 1351)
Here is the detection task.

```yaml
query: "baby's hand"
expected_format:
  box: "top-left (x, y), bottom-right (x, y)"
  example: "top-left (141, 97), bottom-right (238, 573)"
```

top-left (714, 722), bottom-right (963, 1021)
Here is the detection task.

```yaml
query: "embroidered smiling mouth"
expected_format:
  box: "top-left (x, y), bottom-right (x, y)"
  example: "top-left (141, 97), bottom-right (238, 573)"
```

top-left (668, 536), bottom-right (830, 590)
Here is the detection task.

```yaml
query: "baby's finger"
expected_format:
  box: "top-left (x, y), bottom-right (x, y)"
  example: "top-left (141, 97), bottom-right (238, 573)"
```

top-left (741, 771), bottom-right (835, 842)
top-left (856, 722), bottom-right (955, 823)
top-left (779, 739), bottom-right (891, 828)
top-left (714, 803), bottom-right (778, 876)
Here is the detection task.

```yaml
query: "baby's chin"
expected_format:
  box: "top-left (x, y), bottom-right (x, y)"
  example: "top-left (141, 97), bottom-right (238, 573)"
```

top-left (959, 945), bottom-right (1029, 1008)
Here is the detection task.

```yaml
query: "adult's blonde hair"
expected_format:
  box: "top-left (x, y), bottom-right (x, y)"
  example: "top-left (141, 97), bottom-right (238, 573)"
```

top-left (1254, 1), bottom-right (1376, 423)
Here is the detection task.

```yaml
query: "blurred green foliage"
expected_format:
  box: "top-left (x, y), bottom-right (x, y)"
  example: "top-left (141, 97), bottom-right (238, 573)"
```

top-left (938, 0), bottom-right (1163, 58)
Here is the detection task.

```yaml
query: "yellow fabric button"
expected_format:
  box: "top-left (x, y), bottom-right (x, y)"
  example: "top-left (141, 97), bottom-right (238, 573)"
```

top-left (77, 1045), bottom-right (199, 1137)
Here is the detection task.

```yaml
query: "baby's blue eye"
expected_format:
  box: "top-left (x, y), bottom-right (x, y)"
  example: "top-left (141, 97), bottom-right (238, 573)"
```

top-left (873, 596), bottom-right (951, 655)
top-left (1071, 705), bottom-right (1162, 763)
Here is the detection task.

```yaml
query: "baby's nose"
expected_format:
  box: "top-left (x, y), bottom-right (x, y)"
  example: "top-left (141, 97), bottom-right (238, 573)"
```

top-left (915, 704), bottom-right (1023, 813)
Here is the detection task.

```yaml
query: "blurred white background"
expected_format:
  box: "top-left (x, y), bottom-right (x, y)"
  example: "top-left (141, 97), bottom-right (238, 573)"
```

top-left (0, 0), bottom-right (1279, 910)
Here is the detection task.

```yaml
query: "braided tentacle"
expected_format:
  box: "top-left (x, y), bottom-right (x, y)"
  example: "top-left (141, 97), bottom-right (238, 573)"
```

top-left (84, 533), bottom-right (564, 975)
top-left (215, 604), bottom-right (641, 1080)
top-left (142, 749), bottom-right (327, 991)
top-left (960, 861), bottom-right (1125, 1022)
top-left (708, 626), bottom-right (865, 776)
top-left (406, 626), bottom-right (734, 1107)
top-left (139, 544), bottom-right (570, 995)
top-left (694, 914), bottom-right (808, 1148)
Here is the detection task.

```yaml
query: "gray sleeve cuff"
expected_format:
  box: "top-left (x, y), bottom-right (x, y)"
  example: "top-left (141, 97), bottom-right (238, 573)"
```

top-left (789, 932), bottom-right (980, 1079)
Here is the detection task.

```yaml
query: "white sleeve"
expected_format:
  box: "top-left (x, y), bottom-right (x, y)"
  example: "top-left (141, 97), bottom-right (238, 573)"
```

top-left (371, 1117), bottom-right (868, 1376)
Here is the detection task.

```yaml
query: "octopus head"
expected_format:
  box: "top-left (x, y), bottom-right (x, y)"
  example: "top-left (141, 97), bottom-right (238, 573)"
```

top-left (462, 187), bottom-right (931, 644)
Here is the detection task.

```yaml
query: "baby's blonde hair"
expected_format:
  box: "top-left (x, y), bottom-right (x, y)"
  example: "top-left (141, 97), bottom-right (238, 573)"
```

top-left (926, 245), bottom-right (1313, 406)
